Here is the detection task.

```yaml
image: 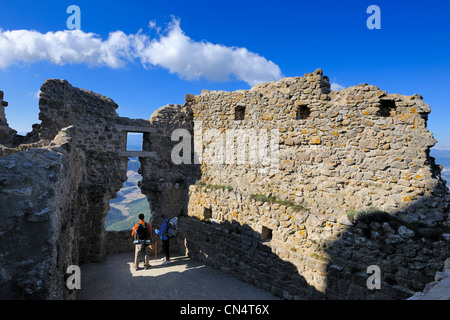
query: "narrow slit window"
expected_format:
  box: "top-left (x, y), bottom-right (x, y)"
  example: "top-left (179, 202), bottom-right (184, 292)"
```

top-left (235, 106), bottom-right (246, 120)
top-left (204, 207), bottom-right (212, 220)
top-left (296, 105), bottom-right (310, 120)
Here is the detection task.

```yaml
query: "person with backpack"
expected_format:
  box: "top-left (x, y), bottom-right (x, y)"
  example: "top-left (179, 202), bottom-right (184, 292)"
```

top-left (131, 213), bottom-right (152, 271)
top-left (155, 214), bottom-right (177, 265)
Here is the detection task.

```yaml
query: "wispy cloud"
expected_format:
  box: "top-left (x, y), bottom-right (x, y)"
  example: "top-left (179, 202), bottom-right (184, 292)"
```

top-left (330, 82), bottom-right (346, 91)
top-left (0, 18), bottom-right (282, 87)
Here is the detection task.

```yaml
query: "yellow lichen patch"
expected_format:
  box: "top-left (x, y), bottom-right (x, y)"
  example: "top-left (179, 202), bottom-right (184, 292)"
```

top-left (402, 195), bottom-right (412, 202)
top-left (309, 136), bottom-right (321, 145)
top-left (297, 230), bottom-right (307, 238)
top-left (398, 114), bottom-right (412, 121)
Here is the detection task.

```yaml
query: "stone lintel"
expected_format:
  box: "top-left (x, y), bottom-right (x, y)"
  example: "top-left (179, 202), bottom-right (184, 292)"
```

top-left (117, 151), bottom-right (156, 158)
top-left (116, 124), bottom-right (156, 133)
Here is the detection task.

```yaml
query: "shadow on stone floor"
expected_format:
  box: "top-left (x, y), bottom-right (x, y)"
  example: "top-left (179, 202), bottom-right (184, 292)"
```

top-left (76, 252), bottom-right (279, 300)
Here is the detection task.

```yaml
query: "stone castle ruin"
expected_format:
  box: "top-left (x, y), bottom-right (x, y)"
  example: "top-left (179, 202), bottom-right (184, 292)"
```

top-left (0, 69), bottom-right (448, 299)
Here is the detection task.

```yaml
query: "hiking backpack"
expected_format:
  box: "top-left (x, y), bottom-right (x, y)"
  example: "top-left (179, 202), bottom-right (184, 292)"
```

top-left (136, 223), bottom-right (150, 241)
top-left (166, 217), bottom-right (178, 238)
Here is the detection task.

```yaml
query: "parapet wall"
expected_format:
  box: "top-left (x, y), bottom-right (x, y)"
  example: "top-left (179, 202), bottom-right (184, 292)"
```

top-left (190, 69), bottom-right (447, 223)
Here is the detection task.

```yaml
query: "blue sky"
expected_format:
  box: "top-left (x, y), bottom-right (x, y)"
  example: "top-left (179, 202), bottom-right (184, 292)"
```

top-left (1, 0), bottom-right (449, 149)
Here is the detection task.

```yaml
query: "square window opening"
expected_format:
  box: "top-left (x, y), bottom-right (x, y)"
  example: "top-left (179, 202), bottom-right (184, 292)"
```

top-left (126, 132), bottom-right (144, 151)
top-left (296, 105), bottom-right (310, 120)
top-left (378, 100), bottom-right (396, 117)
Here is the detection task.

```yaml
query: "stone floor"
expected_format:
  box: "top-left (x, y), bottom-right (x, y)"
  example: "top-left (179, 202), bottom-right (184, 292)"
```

top-left (76, 251), bottom-right (450, 300)
top-left (76, 252), bottom-right (279, 300)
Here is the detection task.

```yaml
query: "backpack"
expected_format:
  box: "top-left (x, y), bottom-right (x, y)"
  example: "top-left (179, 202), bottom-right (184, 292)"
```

top-left (136, 223), bottom-right (150, 241)
top-left (166, 217), bottom-right (178, 238)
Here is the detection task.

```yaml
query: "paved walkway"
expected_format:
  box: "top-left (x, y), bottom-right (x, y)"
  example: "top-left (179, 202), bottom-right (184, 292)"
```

top-left (76, 252), bottom-right (278, 300)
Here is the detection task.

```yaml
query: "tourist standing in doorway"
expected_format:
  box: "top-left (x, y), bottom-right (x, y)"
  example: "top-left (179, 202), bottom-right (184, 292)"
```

top-left (131, 213), bottom-right (152, 270)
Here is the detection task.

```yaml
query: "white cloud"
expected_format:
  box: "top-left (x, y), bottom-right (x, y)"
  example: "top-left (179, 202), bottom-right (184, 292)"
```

top-left (0, 18), bottom-right (282, 87)
top-left (0, 29), bottom-right (132, 69)
top-left (330, 82), bottom-right (346, 91)
top-left (134, 18), bottom-right (282, 86)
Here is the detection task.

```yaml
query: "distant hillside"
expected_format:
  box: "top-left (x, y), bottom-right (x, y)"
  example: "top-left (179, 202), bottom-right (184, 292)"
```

top-left (105, 157), bottom-right (151, 231)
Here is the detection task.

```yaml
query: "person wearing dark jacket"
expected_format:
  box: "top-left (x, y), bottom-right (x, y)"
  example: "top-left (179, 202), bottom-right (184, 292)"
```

top-left (155, 216), bottom-right (171, 265)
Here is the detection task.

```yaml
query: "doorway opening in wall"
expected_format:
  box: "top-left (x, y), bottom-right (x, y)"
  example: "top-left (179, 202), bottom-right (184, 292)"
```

top-left (104, 157), bottom-right (151, 231)
top-left (126, 132), bottom-right (144, 151)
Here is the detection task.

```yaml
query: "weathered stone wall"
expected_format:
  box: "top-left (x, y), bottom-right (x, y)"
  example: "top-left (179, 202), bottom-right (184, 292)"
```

top-left (0, 81), bottom-right (158, 299)
top-left (0, 90), bottom-right (22, 147)
top-left (408, 258), bottom-right (450, 300)
top-left (189, 69), bottom-right (447, 222)
top-left (181, 69), bottom-right (450, 299)
top-left (37, 80), bottom-right (130, 263)
top-left (0, 126), bottom-right (82, 299)
top-left (139, 103), bottom-right (200, 228)
top-left (0, 79), bottom-right (202, 299)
